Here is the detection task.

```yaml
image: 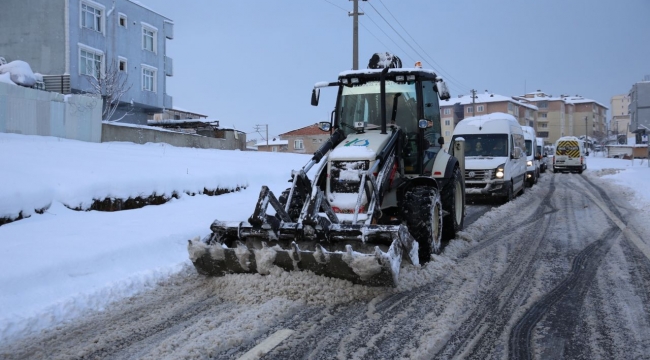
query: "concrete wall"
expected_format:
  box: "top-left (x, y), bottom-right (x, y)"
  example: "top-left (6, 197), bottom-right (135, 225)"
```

top-left (101, 123), bottom-right (246, 150)
top-left (0, 82), bottom-right (102, 142)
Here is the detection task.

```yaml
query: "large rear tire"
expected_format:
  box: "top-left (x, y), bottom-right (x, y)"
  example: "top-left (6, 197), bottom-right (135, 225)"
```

top-left (404, 186), bottom-right (443, 263)
top-left (442, 166), bottom-right (465, 242)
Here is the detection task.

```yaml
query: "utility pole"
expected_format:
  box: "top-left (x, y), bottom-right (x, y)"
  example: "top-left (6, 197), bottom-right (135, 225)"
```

top-left (254, 124), bottom-right (269, 146)
top-left (471, 89), bottom-right (477, 117)
top-left (585, 116), bottom-right (588, 148)
top-left (349, 0), bottom-right (365, 70)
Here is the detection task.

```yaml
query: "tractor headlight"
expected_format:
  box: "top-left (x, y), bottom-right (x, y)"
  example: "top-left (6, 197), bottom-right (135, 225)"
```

top-left (527, 160), bottom-right (533, 167)
top-left (495, 163), bottom-right (505, 179)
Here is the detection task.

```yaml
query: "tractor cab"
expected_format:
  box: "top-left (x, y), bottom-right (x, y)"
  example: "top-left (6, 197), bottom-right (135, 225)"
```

top-left (314, 67), bottom-right (450, 176)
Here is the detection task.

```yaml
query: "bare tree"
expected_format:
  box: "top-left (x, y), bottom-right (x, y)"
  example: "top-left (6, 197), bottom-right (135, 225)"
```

top-left (85, 59), bottom-right (133, 121)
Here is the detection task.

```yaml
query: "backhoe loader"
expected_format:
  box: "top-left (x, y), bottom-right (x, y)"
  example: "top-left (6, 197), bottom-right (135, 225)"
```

top-left (188, 53), bottom-right (466, 286)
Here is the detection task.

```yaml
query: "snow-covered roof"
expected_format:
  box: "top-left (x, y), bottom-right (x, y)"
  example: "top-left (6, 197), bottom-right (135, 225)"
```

top-left (442, 92), bottom-right (538, 110)
top-left (517, 91), bottom-right (609, 109)
top-left (255, 139), bottom-right (288, 146)
top-left (561, 96), bottom-right (609, 109)
top-left (147, 119), bottom-right (218, 126)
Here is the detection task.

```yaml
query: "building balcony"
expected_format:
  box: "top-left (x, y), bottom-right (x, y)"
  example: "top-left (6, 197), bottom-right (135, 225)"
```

top-left (165, 56), bottom-right (173, 76)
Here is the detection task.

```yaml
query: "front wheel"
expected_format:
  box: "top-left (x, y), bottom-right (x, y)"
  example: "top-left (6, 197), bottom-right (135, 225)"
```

top-left (404, 186), bottom-right (443, 263)
top-left (503, 181), bottom-right (515, 203)
top-left (442, 166), bottom-right (465, 242)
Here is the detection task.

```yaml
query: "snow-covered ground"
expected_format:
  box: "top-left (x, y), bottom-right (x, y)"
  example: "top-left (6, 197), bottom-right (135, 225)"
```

top-left (1, 133), bottom-right (649, 343)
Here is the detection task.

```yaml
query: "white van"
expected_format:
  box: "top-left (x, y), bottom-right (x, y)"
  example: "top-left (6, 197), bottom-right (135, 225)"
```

top-left (536, 137), bottom-right (548, 173)
top-left (450, 113), bottom-right (527, 202)
top-left (522, 126), bottom-right (540, 186)
top-left (553, 136), bottom-right (587, 173)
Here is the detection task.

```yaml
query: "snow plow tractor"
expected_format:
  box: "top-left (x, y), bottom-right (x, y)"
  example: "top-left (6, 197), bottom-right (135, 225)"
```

top-left (188, 53), bottom-right (466, 287)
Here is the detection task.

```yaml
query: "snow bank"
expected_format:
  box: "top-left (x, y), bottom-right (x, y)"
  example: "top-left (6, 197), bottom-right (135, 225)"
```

top-left (0, 60), bottom-right (37, 87)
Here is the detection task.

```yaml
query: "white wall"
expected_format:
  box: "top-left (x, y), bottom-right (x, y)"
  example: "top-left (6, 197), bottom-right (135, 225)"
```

top-left (0, 82), bottom-right (102, 142)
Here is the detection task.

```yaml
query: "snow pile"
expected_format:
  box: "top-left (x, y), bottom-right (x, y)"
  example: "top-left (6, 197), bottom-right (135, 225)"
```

top-left (0, 60), bottom-right (37, 87)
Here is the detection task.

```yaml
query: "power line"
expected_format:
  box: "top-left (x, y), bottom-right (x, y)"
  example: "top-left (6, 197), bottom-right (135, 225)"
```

top-left (376, 0), bottom-right (472, 92)
top-left (319, 0), bottom-right (466, 95)
top-left (367, 1), bottom-right (471, 94)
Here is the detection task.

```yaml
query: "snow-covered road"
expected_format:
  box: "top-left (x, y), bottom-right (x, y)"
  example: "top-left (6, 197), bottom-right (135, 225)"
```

top-left (2, 170), bottom-right (649, 360)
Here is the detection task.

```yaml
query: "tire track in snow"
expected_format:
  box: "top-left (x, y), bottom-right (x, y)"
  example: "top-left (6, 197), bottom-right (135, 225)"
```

top-left (431, 178), bottom-right (559, 359)
top-left (458, 176), bottom-right (558, 259)
top-left (508, 226), bottom-right (619, 360)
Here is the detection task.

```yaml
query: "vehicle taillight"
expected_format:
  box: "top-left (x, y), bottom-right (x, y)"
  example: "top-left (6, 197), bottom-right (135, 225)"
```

top-left (581, 156), bottom-right (583, 164)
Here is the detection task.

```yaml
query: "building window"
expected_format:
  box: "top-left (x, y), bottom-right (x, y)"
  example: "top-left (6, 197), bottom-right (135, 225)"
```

top-left (539, 123), bottom-right (548, 128)
top-left (443, 108), bottom-right (451, 115)
top-left (539, 113), bottom-right (547, 118)
top-left (294, 139), bottom-right (304, 150)
top-left (119, 13), bottom-right (127, 28)
top-left (118, 57), bottom-right (127, 72)
top-left (445, 130), bottom-right (451, 136)
top-left (272, 146), bottom-right (278, 152)
top-left (477, 105), bottom-right (484, 112)
top-left (79, 46), bottom-right (103, 79)
top-left (538, 101), bottom-right (548, 109)
top-left (81, 2), bottom-right (103, 32)
top-left (141, 65), bottom-right (157, 92)
top-left (466, 106), bottom-right (473, 114)
top-left (444, 119), bottom-right (450, 126)
top-left (142, 23), bottom-right (157, 53)
top-left (508, 103), bottom-right (514, 112)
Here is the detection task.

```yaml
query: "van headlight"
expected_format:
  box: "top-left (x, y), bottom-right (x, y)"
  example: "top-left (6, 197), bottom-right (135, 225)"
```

top-left (495, 163), bottom-right (505, 179)
top-left (527, 160), bottom-right (533, 167)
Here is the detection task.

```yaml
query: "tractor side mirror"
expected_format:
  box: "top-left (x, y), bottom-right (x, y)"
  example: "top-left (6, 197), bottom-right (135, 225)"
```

top-left (311, 88), bottom-right (320, 106)
top-left (318, 121), bottom-right (331, 132)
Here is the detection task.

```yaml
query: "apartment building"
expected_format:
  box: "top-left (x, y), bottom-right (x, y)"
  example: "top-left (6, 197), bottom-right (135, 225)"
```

top-left (517, 91), bottom-right (608, 144)
top-left (611, 94), bottom-right (631, 143)
top-left (0, 0), bottom-right (173, 125)
top-left (629, 76), bottom-right (650, 137)
top-left (440, 92), bottom-right (538, 144)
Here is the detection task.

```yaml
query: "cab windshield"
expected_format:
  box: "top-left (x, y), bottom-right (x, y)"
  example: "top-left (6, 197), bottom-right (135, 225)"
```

top-left (337, 80), bottom-right (418, 137)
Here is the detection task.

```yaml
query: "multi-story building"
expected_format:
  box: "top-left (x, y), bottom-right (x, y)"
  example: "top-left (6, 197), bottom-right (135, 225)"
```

top-left (611, 94), bottom-right (631, 143)
top-left (562, 96), bottom-right (608, 142)
top-left (0, 0), bottom-right (173, 125)
top-left (516, 91), bottom-right (608, 145)
top-left (440, 92), bottom-right (537, 144)
top-left (629, 76), bottom-right (650, 138)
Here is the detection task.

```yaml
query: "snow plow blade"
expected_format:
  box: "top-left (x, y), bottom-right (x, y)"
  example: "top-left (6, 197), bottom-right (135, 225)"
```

top-left (188, 221), bottom-right (419, 287)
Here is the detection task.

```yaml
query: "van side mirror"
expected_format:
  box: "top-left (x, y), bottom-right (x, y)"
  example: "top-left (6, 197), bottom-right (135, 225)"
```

top-left (311, 88), bottom-right (320, 106)
top-left (438, 136), bottom-right (445, 145)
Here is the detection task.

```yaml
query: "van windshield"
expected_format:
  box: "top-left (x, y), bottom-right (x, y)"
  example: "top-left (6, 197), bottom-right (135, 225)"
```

top-left (525, 140), bottom-right (533, 157)
top-left (452, 133), bottom-right (508, 157)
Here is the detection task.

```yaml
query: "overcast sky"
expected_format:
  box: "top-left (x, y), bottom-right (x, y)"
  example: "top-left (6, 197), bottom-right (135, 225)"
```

top-left (144, 0), bottom-right (650, 139)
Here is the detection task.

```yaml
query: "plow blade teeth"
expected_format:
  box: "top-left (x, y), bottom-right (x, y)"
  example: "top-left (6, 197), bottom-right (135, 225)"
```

top-left (189, 241), bottom-right (402, 287)
top-left (190, 244), bottom-right (258, 277)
